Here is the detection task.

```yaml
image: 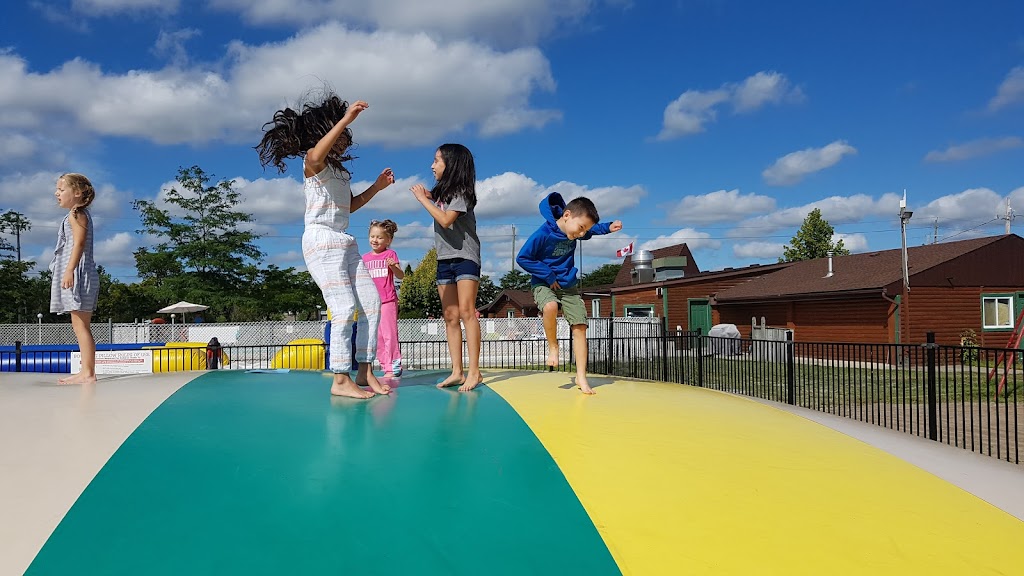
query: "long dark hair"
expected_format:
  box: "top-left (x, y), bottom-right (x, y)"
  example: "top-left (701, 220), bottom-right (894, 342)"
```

top-left (255, 90), bottom-right (355, 176)
top-left (431, 143), bottom-right (476, 211)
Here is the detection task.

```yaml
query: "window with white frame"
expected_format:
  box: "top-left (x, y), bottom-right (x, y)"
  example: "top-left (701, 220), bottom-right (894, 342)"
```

top-left (507, 309), bottom-right (515, 318)
top-left (591, 299), bottom-right (600, 317)
top-left (982, 295), bottom-right (1014, 329)
top-left (624, 305), bottom-right (654, 318)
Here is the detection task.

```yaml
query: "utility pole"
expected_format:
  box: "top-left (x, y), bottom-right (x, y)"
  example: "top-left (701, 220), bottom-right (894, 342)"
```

top-left (1002, 198), bottom-right (1014, 234)
top-left (510, 224), bottom-right (516, 274)
top-left (14, 212), bottom-right (21, 261)
top-left (932, 218), bottom-right (938, 244)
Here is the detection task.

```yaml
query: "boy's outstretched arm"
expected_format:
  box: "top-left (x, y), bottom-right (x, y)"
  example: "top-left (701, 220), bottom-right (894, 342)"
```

top-left (582, 219), bottom-right (623, 240)
top-left (516, 229), bottom-right (557, 287)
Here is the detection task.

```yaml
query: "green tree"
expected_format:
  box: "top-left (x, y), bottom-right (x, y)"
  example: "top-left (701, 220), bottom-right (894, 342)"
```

top-left (476, 275), bottom-right (500, 309)
top-left (780, 208), bottom-right (850, 262)
top-left (499, 269), bottom-right (532, 291)
top-left (0, 211), bottom-right (34, 321)
top-left (252, 266), bottom-right (322, 320)
top-left (581, 263), bottom-right (622, 286)
top-left (101, 279), bottom-right (163, 323)
top-left (0, 259), bottom-right (35, 323)
top-left (398, 248), bottom-right (440, 319)
top-left (0, 210), bottom-right (30, 259)
top-left (133, 166), bottom-right (264, 319)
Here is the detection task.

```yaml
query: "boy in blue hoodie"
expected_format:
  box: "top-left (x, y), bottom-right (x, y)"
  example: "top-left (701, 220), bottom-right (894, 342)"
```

top-left (516, 193), bottom-right (623, 394)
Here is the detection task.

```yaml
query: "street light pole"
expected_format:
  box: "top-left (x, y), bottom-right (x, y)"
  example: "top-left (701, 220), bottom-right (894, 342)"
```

top-left (37, 313), bottom-right (42, 344)
top-left (899, 191), bottom-right (913, 347)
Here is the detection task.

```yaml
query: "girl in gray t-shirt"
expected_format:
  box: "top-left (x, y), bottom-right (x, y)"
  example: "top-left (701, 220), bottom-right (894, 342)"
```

top-left (410, 143), bottom-right (483, 392)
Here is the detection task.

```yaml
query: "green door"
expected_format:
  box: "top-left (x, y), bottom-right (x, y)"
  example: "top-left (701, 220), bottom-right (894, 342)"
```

top-left (688, 298), bottom-right (712, 335)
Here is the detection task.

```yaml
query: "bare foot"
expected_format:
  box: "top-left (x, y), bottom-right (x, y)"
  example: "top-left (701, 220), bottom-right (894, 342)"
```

top-left (330, 376), bottom-right (374, 399)
top-left (546, 345), bottom-right (559, 369)
top-left (437, 373), bottom-right (465, 389)
top-left (459, 371), bottom-right (484, 392)
top-left (576, 375), bottom-right (596, 395)
top-left (58, 373), bottom-right (93, 385)
top-left (359, 372), bottom-right (391, 395)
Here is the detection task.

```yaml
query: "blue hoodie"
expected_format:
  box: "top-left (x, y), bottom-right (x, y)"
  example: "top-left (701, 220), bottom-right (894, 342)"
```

top-left (516, 192), bottom-right (613, 288)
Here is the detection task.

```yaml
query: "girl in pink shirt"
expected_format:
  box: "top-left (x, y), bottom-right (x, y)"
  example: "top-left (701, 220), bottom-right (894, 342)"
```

top-left (363, 219), bottom-right (404, 376)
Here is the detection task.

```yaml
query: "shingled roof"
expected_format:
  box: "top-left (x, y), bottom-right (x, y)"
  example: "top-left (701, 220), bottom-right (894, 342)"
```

top-left (613, 243), bottom-right (701, 286)
top-left (714, 235), bottom-right (1008, 302)
top-left (478, 289), bottom-right (538, 314)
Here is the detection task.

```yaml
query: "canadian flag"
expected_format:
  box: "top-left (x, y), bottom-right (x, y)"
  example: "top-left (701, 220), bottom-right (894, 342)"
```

top-left (616, 241), bottom-right (635, 258)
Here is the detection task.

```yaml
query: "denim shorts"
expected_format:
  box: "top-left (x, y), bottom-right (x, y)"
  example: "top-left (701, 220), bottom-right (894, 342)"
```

top-left (436, 258), bottom-right (481, 285)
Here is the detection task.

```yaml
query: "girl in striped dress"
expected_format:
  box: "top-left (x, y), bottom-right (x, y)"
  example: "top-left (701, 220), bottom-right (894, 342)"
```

top-left (50, 173), bottom-right (99, 385)
top-left (257, 91), bottom-right (394, 399)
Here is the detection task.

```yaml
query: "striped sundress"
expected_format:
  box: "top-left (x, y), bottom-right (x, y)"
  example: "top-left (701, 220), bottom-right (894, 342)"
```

top-left (50, 209), bottom-right (99, 314)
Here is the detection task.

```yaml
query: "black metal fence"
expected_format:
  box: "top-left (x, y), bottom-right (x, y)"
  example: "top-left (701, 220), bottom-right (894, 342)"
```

top-left (582, 329), bottom-right (1020, 465)
top-left (3, 326), bottom-right (1019, 465)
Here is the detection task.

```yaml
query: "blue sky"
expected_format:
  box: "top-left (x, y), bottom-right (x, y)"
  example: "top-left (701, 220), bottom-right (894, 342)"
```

top-left (1, 0), bottom-right (1023, 286)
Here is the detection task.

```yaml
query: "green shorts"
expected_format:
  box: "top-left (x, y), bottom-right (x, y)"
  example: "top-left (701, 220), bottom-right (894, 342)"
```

top-left (532, 284), bottom-right (587, 326)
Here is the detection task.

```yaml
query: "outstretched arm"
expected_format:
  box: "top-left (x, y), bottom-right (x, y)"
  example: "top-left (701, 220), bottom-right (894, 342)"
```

top-left (351, 168), bottom-right (395, 212)
top-left (304, 100), bottom-right (368, 178)
top-left (583, 220), bottom-right (622, 240)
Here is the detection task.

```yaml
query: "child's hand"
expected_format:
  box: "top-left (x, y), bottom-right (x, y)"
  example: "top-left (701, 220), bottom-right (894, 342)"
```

top-left (62, 271), bottom-right (74, 289)
top-left (385, 256), bottom-right (398, 267)
top-left (609, 220), bottom-right (623, 233)
top-left (551, 281), bottom-right (561, 290)
top-left (343, 100), bottom-right (369, 123)
top-left (375, 168), bottom-right (395, 190)
top-left (410, 184), bottom-right (432, 202)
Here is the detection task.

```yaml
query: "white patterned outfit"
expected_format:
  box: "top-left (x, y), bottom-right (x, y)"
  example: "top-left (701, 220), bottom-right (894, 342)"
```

top-left (302, 166), bottom-right (380, 372)
top-left (49, 210), bottom-right (99, 314)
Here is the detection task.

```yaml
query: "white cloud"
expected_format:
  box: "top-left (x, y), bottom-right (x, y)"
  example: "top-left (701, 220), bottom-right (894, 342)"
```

top-left (732, 241), bottom-right (784, 260)
top-left (94, 232), bottom-right (137, 268)
top-left (665, 189), bottom-right (776, 224)
top-left (0, 24), bottom-right (559, 147)
top-left (833, 233), bottom-right (868, 253)
top-left (640, 228), bottom-right (720, 252)
top-left (210, 0), bottom-right (594, 48)
top-left (0, 133), bottom-right (39, 165)
top-left (733, 71), bottom-right (805, 113)
top-left (762, 140), bottom-right (857, 186)
top-left (72, 0), bottom-right (178, 14)
top-left (731, 193), bottom-right (902, 236)
top-left (988, 66), bottom-right (1024, 112)
top-left (152, 28), bottom-right (200, 67)
top-left (656, 71), bottom-right (802, 140)
top-left (656, 89), bottom-right (730, 139)
top-left (235, 176), bottom-right (304, 225)
top-left (545, 181), bottom-right (646, 217)
top-left (914, 188), bottom-right (1005, 224)
top-left (923, 136), bottom-right (1023, 163)
top-left (473, 173), bottom-right (546, 218)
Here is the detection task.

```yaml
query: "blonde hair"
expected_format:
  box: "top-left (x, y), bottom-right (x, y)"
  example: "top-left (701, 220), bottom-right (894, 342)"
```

top-left (60, 173), bottom-right (96, 217)
top-left (369, 219), bottom-right (398, 239)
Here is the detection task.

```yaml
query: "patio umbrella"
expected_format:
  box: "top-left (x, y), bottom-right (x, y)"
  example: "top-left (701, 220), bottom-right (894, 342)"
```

top-left (157, 301), bottom-right (210, 324)
top-left (157, 301), bottom-right (209, 314)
